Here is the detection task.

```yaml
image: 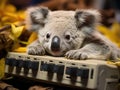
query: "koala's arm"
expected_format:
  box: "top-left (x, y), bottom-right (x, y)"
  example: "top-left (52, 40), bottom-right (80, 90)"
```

top-left (65, 43), bottom-right (111, 60)
top-left (27, 40), bottom-right (45, 55)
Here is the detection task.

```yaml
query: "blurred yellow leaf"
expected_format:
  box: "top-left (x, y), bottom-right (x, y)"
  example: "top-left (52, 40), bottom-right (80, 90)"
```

top-left (0, 0), bottom-right (7, 9)
top-left (111, 22), bottom-right (120, 38)
top-left (0, 0), bottom-right (28, 53)
top-left (28, 32), bottom-right (38, 45)
top-left (107, 60), bottom-right (120, 67)
top-left (11, 24), bottom-right (24, 38)
top-left (12, 42), bottom-right (21, 51)
top-left (0, 58), bottom-right (5, 79)
top-left (13, 47), bottom-right (27, 53)
top-left (17, 10), bottom-right (26, 20)
top-left (5, 4), bottom-right (16, 12)
top-left (97, 23), bottom-right (120, 47)
top-left (97, 25), bottom-right (110, 35)
top-left (1, 16), bottom-right (16, 23)
top-left (4, 12), bottom-right (18, 18)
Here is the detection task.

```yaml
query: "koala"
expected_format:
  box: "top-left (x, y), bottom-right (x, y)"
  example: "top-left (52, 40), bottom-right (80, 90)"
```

top-left (25, 6), bottom-right (120, 60)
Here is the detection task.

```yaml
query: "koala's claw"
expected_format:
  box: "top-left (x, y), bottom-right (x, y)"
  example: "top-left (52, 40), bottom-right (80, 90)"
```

top-left (65, 50), bottom-right (88, 60)
top-left (27, 45), bottom-right (45, 55)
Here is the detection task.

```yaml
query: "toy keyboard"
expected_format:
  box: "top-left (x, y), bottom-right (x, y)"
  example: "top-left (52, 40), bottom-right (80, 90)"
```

top-left (5, 52), bottom-right (119, 90)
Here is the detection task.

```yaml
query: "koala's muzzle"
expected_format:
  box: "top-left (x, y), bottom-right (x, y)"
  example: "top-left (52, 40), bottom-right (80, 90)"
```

top-left (51, 36), bottom-right (60, 52)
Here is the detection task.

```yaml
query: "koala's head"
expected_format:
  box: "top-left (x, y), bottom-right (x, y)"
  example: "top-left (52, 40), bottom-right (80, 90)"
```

top-left (26, 6), bottom-right (100, 56)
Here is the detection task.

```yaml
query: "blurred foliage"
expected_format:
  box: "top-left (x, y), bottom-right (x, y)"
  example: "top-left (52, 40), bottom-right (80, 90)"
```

top-left (0, 58), bottom-right (5, 79)
top-left (97, 22), bottom-right (120, 47)
top-left (0, 0), bottom-right (25, 27)
top-left (0, 0), bottom-right (37, 79)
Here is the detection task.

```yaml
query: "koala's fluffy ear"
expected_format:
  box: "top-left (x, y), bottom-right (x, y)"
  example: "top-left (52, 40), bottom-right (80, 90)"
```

top-left (75, 10), bottom-right (101, 28)
top-left (25, 6), bottom-right (49, 32)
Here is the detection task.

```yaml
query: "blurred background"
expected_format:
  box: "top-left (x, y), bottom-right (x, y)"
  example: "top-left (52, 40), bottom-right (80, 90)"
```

top-left (0, 0), bottom-right (120, 90)
top-left (1, 0), bottom-right (120, 23)
top-left (9, 0), bottom-right (120, 23)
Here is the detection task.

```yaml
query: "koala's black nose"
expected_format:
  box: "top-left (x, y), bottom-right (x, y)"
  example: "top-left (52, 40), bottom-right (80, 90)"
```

top-left (51, 36), bottom-right (60, 52)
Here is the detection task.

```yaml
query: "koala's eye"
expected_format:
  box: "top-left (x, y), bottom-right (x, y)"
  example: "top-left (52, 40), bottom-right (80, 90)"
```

top-left (65, 34), bottom-right (70, 40)
top-left (46, 33), bottom-right (50, 39)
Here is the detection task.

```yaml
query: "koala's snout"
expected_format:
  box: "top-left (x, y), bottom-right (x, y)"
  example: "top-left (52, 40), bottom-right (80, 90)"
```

top-left (51, 36), bottom-right (60, 52)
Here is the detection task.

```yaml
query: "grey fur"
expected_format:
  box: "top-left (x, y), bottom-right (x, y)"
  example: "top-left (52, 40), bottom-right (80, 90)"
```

top-left (26, 6), bottom-right (120, 60)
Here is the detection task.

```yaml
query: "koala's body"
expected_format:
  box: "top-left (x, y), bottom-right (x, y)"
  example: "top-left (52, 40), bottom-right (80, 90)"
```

top-left (26, 6), bottom-right (120, 60)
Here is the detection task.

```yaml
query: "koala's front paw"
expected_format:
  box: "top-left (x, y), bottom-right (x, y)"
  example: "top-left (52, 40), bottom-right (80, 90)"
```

top-left (27, 45), bottom-right (45, 55)
top-left (65, 50), bottom-right (88, 60)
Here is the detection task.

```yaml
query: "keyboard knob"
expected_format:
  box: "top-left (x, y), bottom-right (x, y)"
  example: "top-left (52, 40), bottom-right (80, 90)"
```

top-left (47, 64), bottom-right (55, 72)
top-left (40, 61), bottom-right (48, 71)
top-left (66, 67), bottom-right (78, 82)
top-left (31, 61), bottom-right (39, 70)
top-left (6, 58), bottom-right (17, 73)
top-left (17, 59), bottom-right (24, 67)
top-left (24, 60), bottom-right (32, 69)
top-left (77, 68), bottom-right (89, 79)
top-left (5, 58), bottom-right (10, 65)
top-left (31, 61), bottom-right (39, 77)
top-left (16, 59), bottom-right (24, 74)
top-left (54, 65), bottom-right (64, 81)
top-left (54, 65), bottom-right (64, 74)
top-left (77, 68), bottom-right (89, 86)
top-left (23, 60), bottom-right (32, 75)
top-left (11, 59), bottom-right (17, 66)
top-left (66, 67), bottom-right (78, 76)
top-left (47, 64), bottom-right (55, 80)
top-left (5, 58), bottom-right (17, 66)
